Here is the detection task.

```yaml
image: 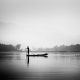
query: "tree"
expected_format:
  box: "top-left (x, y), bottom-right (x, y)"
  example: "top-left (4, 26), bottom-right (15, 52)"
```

top-left (15, 44), bottom-right (21, 50)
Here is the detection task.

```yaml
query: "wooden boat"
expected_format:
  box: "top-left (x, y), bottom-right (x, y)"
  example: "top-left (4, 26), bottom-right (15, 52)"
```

top-left (27, 53), bottom-right (48, 57)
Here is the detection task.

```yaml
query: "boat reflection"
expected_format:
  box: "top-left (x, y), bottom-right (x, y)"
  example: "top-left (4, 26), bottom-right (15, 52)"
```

top-left (26, 54), bottom-right (48, 66)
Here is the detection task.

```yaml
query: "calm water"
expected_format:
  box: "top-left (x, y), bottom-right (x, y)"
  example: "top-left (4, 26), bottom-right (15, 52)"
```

top-left (0, 52), bottom-right (80, 80)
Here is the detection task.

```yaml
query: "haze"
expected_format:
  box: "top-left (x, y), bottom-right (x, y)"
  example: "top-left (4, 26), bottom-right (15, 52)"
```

top-left (0, 0), bottom-right (80, 48)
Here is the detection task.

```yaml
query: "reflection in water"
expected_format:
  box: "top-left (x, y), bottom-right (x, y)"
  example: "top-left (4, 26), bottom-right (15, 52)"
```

top-left (0, 52), bottom-right (80, 80)
top-left (26, 54), bottom-right (48, 67)
top-left (27, 56), bottom-right (29, 67)
top-left (27, 56), bottom-right (29, 64)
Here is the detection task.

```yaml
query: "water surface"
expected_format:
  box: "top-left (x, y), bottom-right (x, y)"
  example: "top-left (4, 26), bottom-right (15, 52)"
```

top-left (0, 52), bottom-right (80, 80)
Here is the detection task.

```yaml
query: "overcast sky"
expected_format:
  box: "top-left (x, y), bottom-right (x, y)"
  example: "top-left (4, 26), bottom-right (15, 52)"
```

top-left (0, 0), bottom-right (80, 48)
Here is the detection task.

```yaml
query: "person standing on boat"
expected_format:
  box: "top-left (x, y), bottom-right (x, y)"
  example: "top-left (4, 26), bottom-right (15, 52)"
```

top-left (27, 46), bottom-right (29, 55)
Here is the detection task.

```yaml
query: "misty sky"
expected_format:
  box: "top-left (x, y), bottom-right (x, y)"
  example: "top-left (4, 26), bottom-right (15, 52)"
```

top-left (0, 0), bottom-right (80, 48)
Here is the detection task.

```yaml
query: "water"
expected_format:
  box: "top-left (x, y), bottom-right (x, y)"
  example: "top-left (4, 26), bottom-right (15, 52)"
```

top-left (0, 52), bottom-right (80, 80)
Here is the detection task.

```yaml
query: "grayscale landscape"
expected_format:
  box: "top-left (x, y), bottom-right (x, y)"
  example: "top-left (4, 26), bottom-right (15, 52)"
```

top-left (0, 0), bottom-right (80, 80)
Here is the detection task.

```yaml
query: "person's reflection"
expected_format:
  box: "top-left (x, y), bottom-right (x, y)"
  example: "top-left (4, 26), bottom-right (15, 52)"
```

top-left (27, 56), bottom-right (29, 65)
top-left (25, 56), bottom-right (29, 67)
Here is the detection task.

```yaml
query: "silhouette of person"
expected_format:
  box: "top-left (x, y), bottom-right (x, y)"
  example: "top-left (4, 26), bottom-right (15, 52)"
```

top-left (27, 46), bottom-right (29, 55)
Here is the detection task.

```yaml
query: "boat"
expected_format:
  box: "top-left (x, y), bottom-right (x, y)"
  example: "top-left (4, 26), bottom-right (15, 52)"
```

top-left (26, 53), bottom-right (48, 57)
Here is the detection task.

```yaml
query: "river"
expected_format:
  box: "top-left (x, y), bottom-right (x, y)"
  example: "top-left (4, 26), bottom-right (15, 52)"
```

top-left (0, 52), bottom-right (80, 80)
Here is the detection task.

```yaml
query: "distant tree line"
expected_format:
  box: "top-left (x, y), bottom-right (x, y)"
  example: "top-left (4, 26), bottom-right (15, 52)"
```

top-left (36, 44), bottom-right (80, 52)
top-left (1, 43), bottom-right (80, 52)
top-left (0, 43), bottom-right (21, 52)
top-left (53, 44), bottom-right (80, 52)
